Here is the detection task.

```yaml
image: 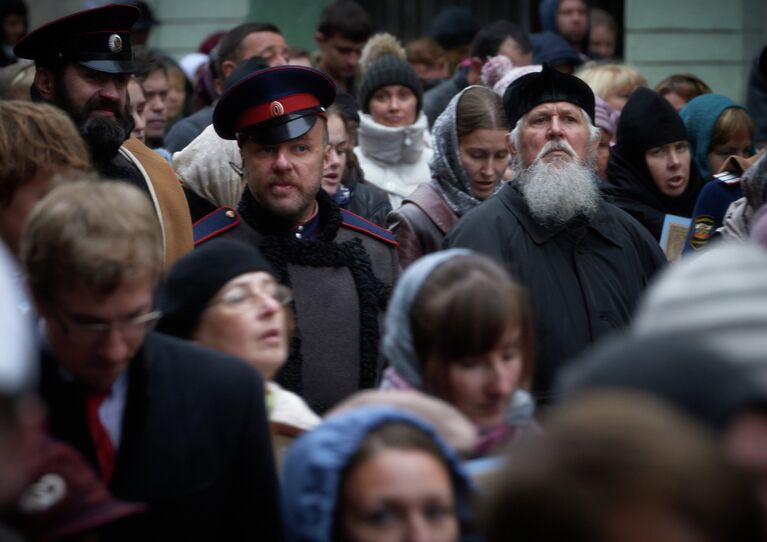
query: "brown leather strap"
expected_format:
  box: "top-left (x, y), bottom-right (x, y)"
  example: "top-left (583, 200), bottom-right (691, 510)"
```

top-left (403, 184), bottom-right (457, 235)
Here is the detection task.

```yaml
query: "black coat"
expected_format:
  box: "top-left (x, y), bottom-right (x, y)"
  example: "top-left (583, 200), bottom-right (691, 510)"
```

top-left (204, 189), bottom-right (399, 414)
top-left (445, 184), bottom-right (666, 400)
top-left (39, 331), bottom-right (283, 542)
top-left (345, 175), bottom-right (392, 228)
top-left (603, 87), bottom-right (703, 240)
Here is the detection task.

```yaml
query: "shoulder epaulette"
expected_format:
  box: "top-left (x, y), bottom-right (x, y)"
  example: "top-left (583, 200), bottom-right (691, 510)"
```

top-left (713, 170), bottom-right (740, 185)
top-left (339, 208), bottom-right (398, 247)
top-left (193, 207), bottom-right (240, 246)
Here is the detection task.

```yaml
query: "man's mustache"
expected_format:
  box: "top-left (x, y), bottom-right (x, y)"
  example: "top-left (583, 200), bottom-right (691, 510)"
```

top-left (535, 139), bottom-right (577, 161)
top-left (85, 97), bottom-right (120, 114)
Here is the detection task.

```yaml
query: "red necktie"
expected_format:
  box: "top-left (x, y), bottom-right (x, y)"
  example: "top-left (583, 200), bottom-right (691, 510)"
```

top-left (85, 391), bottom-right (116, 484)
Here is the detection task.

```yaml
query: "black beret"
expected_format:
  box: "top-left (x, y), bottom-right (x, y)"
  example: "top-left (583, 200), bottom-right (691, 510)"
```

top-left (213, 64), bottom-right (336, 143)
top-left (156, 240), bottom-right (275, 339)
top-left (502, 63), bottom-right (595, 128)
top-left (14, 3), bottom-right (139, 74)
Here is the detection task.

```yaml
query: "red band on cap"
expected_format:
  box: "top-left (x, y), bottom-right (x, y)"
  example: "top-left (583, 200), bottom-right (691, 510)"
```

top-left (236, 93), bottom-right (321, 131)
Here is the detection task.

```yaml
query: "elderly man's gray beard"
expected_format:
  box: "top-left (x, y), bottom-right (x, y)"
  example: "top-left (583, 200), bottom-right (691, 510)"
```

top-left (514, 139), bottom-right (601, 226)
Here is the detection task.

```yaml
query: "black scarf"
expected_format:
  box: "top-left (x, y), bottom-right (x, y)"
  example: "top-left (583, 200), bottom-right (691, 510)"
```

top-left (238, 189), bottom-right (389, 402)
top-left (603, 87), bottom-right (703, 240)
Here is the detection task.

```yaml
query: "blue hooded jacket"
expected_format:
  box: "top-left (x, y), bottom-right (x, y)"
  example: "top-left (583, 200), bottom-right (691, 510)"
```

top-left (539, 0), bottom-right (560, 34)
top-left (538, 0), bottom-right (591, 55)
top-left (529, 31), bottom-right (581, 68)
top-left (281, 406), bottom-right (478, 542)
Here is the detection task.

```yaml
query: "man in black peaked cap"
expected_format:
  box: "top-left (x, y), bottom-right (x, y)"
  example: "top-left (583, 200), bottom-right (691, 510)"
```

top-left (13, 3), bottom-right (192, 267)
top-left (446, 64), bottom-right (665, 400)
top-left (194, 65), bottom-right (399, 414)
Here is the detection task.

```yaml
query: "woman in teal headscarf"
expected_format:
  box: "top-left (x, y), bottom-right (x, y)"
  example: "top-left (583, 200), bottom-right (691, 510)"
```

top-left (681, 94), bottom-right (757, 252)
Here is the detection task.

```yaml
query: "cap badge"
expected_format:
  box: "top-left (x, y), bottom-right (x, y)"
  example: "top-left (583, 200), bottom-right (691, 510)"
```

top-left (270, 101), bottom-right (284, 118)
top-left (108, 34), bottom-right (123, 53)
top-left (18, 473), bottom-right (67, 513)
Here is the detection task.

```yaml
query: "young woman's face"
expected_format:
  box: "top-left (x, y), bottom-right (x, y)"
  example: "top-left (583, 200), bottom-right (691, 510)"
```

top-left (193, 271), bottom-right (289, 380)
top-left (165, 68), bottom-right (187, 122)
top-left (605, 85), bottom-right (636, 113)
top-left (662, 91), bottom-right (688, 113)
top-left (369, 85), bottom-right (417, 128)
top-left (458, 128), bottom-right (509, 200)
top-left (589, 24), bottom-right (616, 59)
top-left (127, 79), bottom-right (146, 142)
top-left (340, 448), bottom-right (459, 542)
top-left (322, 114), bottom-right (349, 196)
top-left (596, 127), bottom-right (611, 181)
top-left (645, 140), bottom-right (691, 197)
top-left (706, 130), bottom-right (752, 178)
top-left (434, 325), bottom-right (524, 430)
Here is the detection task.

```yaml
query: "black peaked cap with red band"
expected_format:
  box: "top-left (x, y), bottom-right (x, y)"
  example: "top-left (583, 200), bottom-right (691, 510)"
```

top-left (14, 3), bottom-right (139, 75)
top-left (213, 65), bottom-right (337, 144)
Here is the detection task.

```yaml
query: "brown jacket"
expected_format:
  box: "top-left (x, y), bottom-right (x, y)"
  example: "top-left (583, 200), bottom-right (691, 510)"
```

top-left (386, 183), bottom-right (458, 268)
top-left (122, 138), bottom-right (194, 268)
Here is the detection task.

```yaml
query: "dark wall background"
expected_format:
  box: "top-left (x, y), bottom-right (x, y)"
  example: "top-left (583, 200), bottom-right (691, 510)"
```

top-left (357, 0), bottom-right (624, 58)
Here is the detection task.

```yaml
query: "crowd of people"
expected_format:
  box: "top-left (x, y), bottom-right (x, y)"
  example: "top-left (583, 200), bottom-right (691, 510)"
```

top-left (0, 0), bottom-right (767, 540)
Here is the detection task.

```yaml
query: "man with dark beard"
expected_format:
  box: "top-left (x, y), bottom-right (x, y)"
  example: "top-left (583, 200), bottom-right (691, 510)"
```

top-left (445, 65), bottom-right (665, 401)
top-left (13, 3), bottom-right (192, 268)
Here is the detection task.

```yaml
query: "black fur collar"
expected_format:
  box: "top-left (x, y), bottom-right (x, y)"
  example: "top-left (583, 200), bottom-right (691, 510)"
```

top-left (238, 188), bottom-right (341, 242)
top-left (236, 187), bottom-right (386, 408)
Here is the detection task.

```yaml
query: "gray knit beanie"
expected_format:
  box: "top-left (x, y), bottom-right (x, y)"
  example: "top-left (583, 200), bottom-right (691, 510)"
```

top-left (359, 53), bottom-right (423, 116)
top-left (632, 241), bottom-right (767, 387)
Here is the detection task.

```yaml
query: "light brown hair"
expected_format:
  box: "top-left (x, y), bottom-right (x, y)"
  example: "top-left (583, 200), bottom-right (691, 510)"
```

top-left (455, 85), bottom-right (507, 139)
top-left (411, 254), bottom-right (535, 392)
top-left (710, 107), bottom-right (755, 152)
top-left (482, 392), bottom-right (763, 542)
top-left (654, 73), bottom-right (711, 103)
top-left (21, 180), bottom-right (163, 306)
top-left (326, 105), bottom-right (361, 186)
top-left (0, 100), bottom-right (90, 205)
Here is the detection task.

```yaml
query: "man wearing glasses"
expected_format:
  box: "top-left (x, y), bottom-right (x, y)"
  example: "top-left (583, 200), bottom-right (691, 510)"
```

top-left (21, 180), bottom-right (283, 541)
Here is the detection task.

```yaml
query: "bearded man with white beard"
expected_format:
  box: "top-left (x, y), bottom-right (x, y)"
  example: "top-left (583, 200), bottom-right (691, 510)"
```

top-left (445, 65), bottom-right (665, 401)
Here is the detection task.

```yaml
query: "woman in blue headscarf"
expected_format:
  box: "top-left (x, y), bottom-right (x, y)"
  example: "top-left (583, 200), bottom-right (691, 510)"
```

top-left (281, 406), bottom-right (478, 542)
top-left (681, 94), bottom-right (757, 252)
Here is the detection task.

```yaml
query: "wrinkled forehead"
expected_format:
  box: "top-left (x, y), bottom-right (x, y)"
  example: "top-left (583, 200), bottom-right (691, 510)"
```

top-left (526, 101), bottom-right (582, 119)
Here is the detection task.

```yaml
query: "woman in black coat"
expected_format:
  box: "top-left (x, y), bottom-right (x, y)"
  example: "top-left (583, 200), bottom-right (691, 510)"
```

top-left (603, 86), bottom-right (704, 240)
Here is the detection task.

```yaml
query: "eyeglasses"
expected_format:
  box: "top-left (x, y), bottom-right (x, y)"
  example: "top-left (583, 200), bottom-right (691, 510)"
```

top-left (53, 308), bottom-right (162, 343)
top-left (211, 283), bottom-right (293, 310)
